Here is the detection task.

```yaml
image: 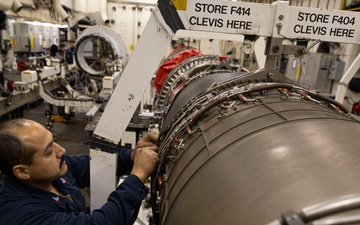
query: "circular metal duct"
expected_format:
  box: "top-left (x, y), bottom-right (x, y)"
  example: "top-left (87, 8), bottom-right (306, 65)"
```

top-left (156, 55), bottom-right (220, 114)
top-left (74, 26), bottom-right (128, 75)
top-left (152, 68), bottom-right (360, 225)
top-left (155, 54), bottom-right (241, 126)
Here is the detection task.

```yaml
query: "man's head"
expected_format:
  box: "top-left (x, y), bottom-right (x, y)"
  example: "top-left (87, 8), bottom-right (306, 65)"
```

top-left (69, 40), bottom-right (75, 49)
top-left (0, 119), bottom-right (67, 183)
top-left (60, 43), bottom-right (67, 51)
top-left (50, 44), bottom-right (59, 57)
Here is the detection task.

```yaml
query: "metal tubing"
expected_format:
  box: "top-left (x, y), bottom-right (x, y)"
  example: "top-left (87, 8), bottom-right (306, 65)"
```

top-left (302, 193), bottom-right (360, 221)
top-left (52, 0), bottom-right (69, 21)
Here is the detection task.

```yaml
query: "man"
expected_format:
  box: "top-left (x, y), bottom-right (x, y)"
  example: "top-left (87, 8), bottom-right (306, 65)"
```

top-left (50, 44), bottom-right (60, 57)
top-left (45, 47), bottom-right (51, 57)
top-left (69, 40), bottom-right (75, 52)
top-left (60, 43), bottom-right (73, 64)
top-left (0, 119), bottom-right (159, 225)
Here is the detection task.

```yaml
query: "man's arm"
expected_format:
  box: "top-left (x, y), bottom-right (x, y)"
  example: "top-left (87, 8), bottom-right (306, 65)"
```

top-left (66, 49), bottom-right (73, 64)
top-left (65, 131), bottom-right (159, 187)
top-left (56, 143), bottom-right (157, 225)
top-left (61, 133), bottom-right (159, 224)
top-left (3, 174), bottom-right (147, 225)
top-left (117, 148), bottom-right (134, 176)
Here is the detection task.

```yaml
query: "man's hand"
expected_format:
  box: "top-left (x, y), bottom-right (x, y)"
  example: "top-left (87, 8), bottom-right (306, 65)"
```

top-left (130, 133), bottom-right (159, 183)
top-left (131, 132), bottom-right (158, 161)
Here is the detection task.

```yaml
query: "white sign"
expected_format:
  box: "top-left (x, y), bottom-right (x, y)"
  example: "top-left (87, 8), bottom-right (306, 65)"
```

top-left (185, 0), bottom-right (275, 36)
top-left (276, 4), bottom-right (360, 44)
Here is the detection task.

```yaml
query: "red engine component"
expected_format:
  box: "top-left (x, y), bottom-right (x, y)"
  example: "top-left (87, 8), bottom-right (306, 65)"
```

top-left (351, 102), bottom-right (360, 115)
top-left (155, 47), bottom-right (203, 93)
top-left (7, 80), bottom-right (15, 92)
top-left (17, 61), bottom-right (28, 71)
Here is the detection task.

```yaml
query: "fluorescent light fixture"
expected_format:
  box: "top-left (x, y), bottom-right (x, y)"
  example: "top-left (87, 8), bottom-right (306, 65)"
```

top-left (56, 24), bottom-right (68, 28)
top-left (24, 21), bottom-right (68, 28)
top-left (25, 21), bottom-right (42, 26)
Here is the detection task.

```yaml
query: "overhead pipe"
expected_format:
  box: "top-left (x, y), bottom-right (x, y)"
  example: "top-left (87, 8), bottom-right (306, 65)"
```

top-left (12, 0), bottom-right (22, 13)
top-left (74, 0), bottom-right (86, 13)
top-left (52, 0), bottom-right (69, 22)
top-left (100, 0), bottom-right (109, 24)
top-left (0, 0), bottom-right (23, 13)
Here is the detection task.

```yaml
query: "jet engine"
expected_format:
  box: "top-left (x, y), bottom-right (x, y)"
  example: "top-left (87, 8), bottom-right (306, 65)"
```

top-left (74, 26), bottom-right (128, 76)
top-left (151, 54), bottom-right (360, 225)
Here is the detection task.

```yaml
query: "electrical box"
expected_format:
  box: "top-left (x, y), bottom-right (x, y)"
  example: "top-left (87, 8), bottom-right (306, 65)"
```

top-left (42, 26), bottom-right (60, 48)
top-left (13, 23), bottom-right (30, 52)
top-left (285, 53), bottom-right (342, 93)
top-left (328, 60), bottom-right (345, 80)
top-left (285, 56), bottom-right (307, 82)
top-left (28, 24), bottom-right (44, 52)
top-left (12, 23), bottom-right (59, 53)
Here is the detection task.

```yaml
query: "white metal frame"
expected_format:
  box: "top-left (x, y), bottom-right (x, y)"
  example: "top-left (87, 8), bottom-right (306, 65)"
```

top-left (90, 10), bottom-right (174, 209)
top-left (335, 53), bottom-right (360, 104)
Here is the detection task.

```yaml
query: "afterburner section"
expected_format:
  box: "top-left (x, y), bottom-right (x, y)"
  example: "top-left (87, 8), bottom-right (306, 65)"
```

top-left (153, 65), bottom-right (360, 225)
top-left (74, 26), bottom-right (128, 75)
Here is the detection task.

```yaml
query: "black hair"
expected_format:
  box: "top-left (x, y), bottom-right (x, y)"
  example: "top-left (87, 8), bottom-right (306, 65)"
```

top-left (0, 119), bottom-right (37, 177)
top-left (50, 44), bottom-right (59, 57)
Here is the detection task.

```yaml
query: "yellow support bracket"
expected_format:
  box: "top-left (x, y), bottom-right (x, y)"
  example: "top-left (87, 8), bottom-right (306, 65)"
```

top-left (172, 0), bottom-right (187, 10)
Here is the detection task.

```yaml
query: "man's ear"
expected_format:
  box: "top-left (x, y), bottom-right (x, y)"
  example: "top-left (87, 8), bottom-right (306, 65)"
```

top-left (12, 165), bottom-right (30, 180)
